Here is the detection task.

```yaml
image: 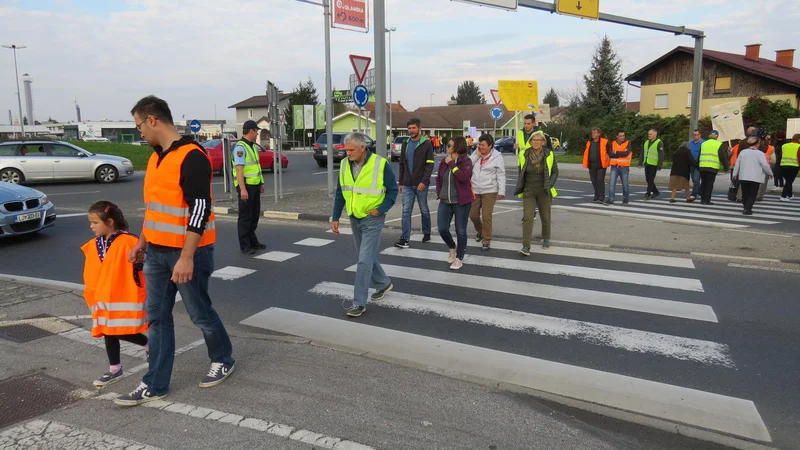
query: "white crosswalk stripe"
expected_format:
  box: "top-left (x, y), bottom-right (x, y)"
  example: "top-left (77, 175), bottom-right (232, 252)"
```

top-left (241, 231), bottom-right (769, 443)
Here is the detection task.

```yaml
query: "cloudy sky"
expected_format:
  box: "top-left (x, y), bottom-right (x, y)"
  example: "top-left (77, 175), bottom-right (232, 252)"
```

top-left (1, 0), bottom-right (798, 124)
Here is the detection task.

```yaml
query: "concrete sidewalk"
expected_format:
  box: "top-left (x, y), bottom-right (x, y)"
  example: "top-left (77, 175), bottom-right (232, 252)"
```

top-left (0, 279), bottom-right (723, 450)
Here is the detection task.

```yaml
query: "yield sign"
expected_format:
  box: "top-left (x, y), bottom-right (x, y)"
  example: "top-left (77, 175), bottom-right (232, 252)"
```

top-left (490, 89), bottom-right (502, 106)
top-left (349, 55), bottom-right (372, 84)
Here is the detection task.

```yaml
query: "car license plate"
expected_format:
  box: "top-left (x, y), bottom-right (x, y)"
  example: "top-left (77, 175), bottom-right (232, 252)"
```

top-left (322, 150), bottom-right (327, 156)
top-left (14, 211), bottom-right (42, 223)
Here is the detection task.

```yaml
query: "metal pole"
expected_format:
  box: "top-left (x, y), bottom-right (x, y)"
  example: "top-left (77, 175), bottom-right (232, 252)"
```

top-left (3, 45), bottom-right (26, 137)
top-left (373, 0), bottom-right (387, 158)
top-left (386, 27), bottom-right (395, 152)
top-left (689, 36), bottom-right (703, 142)
top-left (323, 0), bottom-right (335, 197)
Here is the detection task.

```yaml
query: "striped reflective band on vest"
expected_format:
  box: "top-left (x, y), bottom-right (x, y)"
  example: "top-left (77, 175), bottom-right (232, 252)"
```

top-left (340, 160), bottom-right (386, 196)
top-left (145, 201), bottom-right (216, 234)
top-left (93, 316), bottom-right (147, 329)
top-left (91, 302), bottom-right (145, 312)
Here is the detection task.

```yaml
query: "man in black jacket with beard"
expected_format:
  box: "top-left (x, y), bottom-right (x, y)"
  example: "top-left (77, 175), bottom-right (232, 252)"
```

top-left (395, 117), bottom-right (434, 248)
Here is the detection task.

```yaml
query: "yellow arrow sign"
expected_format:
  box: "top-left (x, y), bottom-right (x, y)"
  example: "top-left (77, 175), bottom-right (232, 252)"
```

top-left (556, 0), bottom-right (599, 20)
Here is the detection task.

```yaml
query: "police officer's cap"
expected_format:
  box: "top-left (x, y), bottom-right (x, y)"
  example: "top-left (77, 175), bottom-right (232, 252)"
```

top-left (243, 120), bottom-right (260, 132)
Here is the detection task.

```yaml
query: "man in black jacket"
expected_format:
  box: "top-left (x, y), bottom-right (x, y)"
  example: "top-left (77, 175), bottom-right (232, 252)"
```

top-left (395, 118), bottom-right (434, 248)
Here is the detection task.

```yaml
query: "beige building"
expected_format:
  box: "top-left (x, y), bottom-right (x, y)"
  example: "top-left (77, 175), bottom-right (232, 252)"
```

top-left (626, 45), bottom-right (799, 117)
top-left (228, 94), bottom-right (291, 144)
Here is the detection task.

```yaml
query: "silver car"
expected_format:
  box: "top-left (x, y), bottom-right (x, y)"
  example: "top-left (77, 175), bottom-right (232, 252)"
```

top-left (0, 182), bottom-right (56, 238)
top-left (0, 140), bottom-right (135, 184)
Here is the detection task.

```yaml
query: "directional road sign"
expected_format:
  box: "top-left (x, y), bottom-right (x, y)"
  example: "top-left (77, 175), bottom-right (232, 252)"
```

top-left (490, 107), bottom-right (504, 121)
top-left (349, 55), bottom-right (372, 84)
top-left (190, 119), bottom-right (201, 133)
top-left (556, 0), bottom-right (599, 20)
top-left (353, 84), bottom-right (369, 108)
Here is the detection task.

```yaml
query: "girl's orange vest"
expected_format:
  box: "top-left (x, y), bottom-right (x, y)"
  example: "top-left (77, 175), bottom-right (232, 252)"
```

top-left (81, 233), bottom-right (147, 337)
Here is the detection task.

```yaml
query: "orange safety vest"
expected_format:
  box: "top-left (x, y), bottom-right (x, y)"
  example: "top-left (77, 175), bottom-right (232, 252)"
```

top-left (765, 145), bottom-right (774, 163)
top-left (81, 233), bottom-right (147, 338)
top-left (583, 138), bottom-right (610, 169)
top-left (143, 143), bottom-right (216, 248)
top-left (609, 140), bottom-right (631, 167)
top-left (731, 144), bottom-right (740, 167)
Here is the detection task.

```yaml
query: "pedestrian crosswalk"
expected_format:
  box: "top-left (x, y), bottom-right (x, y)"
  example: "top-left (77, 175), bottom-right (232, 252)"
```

top-left (239, 228), bottom-right (771, 443)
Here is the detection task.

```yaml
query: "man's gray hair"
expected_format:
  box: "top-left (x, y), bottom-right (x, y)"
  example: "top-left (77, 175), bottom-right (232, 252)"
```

top-left (746, 135), bottom-right (760, 146)
top-left (344, 132), bottom-right (367, 148)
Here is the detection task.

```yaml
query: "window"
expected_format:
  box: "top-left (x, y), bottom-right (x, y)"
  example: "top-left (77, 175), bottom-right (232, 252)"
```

top-left (18, 144), bottom-right (47, 156)
top-left (0, 144), bottom-right (18, 156)
top-left (687, 92), bottom-right (693, 108)
top-left (50, 144), bottom-right (83, 157)
top-left (715, 77), bottom-right (731, 92)
top-left (655, 94), bottom-right (669, 109)
top-left (248, 109), bottom-right (254, 118)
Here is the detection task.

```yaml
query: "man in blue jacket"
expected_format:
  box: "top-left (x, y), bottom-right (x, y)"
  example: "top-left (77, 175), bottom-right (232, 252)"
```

top-left (689, 129), bottom-right (704, 199)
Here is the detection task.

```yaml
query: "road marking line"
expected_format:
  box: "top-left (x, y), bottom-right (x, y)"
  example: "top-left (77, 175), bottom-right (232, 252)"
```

top-left (555, 195), bottom-right (583, 200)
top-left (92, 392), bottom-right (375, 449)
top-left (410, 234), bottom-right (695, 268)
top-left (0, 420), bottom-right (161, 449)
top-left (633, 201), bottom-right (800, 221)
top-left (381, 248), bottom-right (703, 292)
top-left (552, 205), bottom-right (748, 229)
top-left (44, 190), bottom-right (101, 196)
top-left (255, 251), bottom-right (300, 262)
top-left (327, 227), bottom-right (353, 235)
top-left (313, 169), bottom-right (340, 175)
top-left (346, 264), bottom-right (717, 322)
top-left (311, 282), bottom-right (731, 366)
top-left (576, 203), bottom-right (778, 225)
top-left (240, 308), bottom-right (770, 442)
top-left (642, 198), bottom-right (800, 215)
top-left (294, 238), bottom-right (334, 247)
top-left (211, 266), bottom-right (256, 280)
top-left (727, 263), bottom-right (800, 274)
top-left (713, 195), bottom-right (800, 208)
top-left (56, 212), bottom-right (86, 218)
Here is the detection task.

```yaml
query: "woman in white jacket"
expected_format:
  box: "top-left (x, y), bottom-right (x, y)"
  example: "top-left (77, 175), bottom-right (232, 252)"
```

top-left (469, 134), bottom-right (506, 251)
top-left (733, 135), bottom-right (773, 215)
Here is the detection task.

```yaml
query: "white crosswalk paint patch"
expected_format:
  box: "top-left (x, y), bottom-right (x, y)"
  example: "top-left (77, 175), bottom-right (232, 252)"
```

top-left (294, 238), bottom-right (335, 247)
top-left (640, 199), bottom-right (800, 216)
top-left (211, 266), bottom-right (256, 280)
top-left (631, 201), bottom-right (800, 221)
top-left (255, 251), bottom-right (300, 262)
top-left (310, 282), bottom-right (732, 366)
top-left (381, 247), bottom-right (704, 292)
top-left (553, 205), bottom-right (748, 229)
top-left (575, 203), bottom-right (779, 225)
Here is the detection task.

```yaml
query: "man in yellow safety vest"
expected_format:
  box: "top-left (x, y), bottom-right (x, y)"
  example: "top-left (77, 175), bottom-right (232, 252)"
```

top-left (780, 133), bottom-right (800, 201)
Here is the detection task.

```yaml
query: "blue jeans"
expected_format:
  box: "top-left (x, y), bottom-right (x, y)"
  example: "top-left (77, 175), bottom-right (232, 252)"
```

top-left (607, 166), bottom-right (630, 202)
top-left (143, 245), bottom-right (234, 395)
top-left (690, 167), bottom-right (701, 197)
top-left (437, 201), bottom-right (471, 260)
top-left (401, 186), bottom-right (431, 240)
top-left (349, 214), bottom-right (391, 307)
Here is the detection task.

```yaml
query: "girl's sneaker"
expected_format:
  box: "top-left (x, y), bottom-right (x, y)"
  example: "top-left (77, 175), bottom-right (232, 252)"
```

top-left (93, 370), bottom-right (123, 388)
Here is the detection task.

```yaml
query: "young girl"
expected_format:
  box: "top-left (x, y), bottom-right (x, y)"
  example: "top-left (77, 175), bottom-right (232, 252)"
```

top-left (81, 200), bottom-right (148, 387)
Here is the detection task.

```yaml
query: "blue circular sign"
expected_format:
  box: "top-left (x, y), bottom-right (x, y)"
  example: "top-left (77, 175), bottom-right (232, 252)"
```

top-left (353, 84), bottom-right (369, 108)
top-left (490, 106), bottom-right (504, 121)
top-left (190, 119), bottom-right (202, 133)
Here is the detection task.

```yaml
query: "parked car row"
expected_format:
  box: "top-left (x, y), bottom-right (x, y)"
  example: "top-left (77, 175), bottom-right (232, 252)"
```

top-left (0, 140), bottom-right (134, 184)
top-left (201, 139), bottom-right (289, 174)
top-left (313, 133), bottom-right (377, 167)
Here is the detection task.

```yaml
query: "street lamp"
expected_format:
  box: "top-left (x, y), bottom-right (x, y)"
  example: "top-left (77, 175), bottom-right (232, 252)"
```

top-left (385, 27), bottom-right (396, 141)
top-left (2, 44), bottom-right (26, 138)
top-left (430, 93), bottom-right (434, 107)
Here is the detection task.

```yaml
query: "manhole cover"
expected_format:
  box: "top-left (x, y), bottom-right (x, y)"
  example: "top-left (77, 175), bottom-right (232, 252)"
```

top-left (0, 324), bottom-right (54, 343)
top-left (0, 373), bottom-right (79, 429)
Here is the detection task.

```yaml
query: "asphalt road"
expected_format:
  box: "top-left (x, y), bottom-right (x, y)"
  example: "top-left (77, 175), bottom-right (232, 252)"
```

top-left (0, 212), bottom-right (797, 449)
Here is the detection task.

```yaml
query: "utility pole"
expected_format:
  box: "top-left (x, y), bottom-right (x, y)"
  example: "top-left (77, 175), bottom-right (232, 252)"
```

top-left (2, 44), bottom-right (26, 138)
top-left (386, 27), bottom-right (396, 144)
top-left (373, 0), bottom-right (388, 158)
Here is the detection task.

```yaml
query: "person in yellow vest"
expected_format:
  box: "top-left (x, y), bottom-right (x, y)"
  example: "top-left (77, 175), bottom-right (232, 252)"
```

top-left (605, 130), bottom-right (631, 205)
top-left (637, 129), bottom-right (664, 200)
top-left (331, 132), bottom-right (399, 317)
top-left (698, 130), bottom-right (730, 205)
top-left (233, 120), bottom-right (266, 255)
top-left (780, 133), bottom-right (800, 201)
top-left (117, 96), bottom-right (234, 407)
top-left (583, 128), bottom-right (610, 203)
top-left (82, 200), bottom-right (148, 388)
top-left (514, 130), bottom-right (558, 255)
top-left (514, 114), bottom-right (536, 156)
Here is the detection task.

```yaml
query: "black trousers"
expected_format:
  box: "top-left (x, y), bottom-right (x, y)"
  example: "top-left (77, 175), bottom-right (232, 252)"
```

top-left (588, 163), bottom-right (606, 200)
top-left (700, 170), bottom-right (717, 203)
top-left (740, 180), bottom-right (760, 212)
top-left (644, 164), bottom-right (660, 196)
top-left (105, 334), bottom-right (148, 366)
top-left (237, 184), bottom-right (262, 250)
top-left (781, 166), bottom-right (799, 198)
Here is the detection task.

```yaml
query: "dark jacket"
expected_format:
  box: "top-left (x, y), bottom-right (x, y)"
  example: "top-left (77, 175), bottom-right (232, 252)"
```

top-left (670, 146), bottom-right (696, 179)
top-left (436, 155), bottom-right (474, 206)
top-left (399, 136), bottom-right (434, 187)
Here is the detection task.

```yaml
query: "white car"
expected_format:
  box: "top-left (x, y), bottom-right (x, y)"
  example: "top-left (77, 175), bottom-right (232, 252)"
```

top-left (81, 136), bottom-right (110, 142)
top-left (0, 140), bottom-right (135, 184)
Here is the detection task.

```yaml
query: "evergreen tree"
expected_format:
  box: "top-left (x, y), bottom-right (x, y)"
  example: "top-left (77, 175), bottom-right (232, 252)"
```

top-left (455, 81), bottom-right (486, 105)
top-left (581, 35), bottom-right (624, 117)
top-left (543, 87), bottom-right (560, 107)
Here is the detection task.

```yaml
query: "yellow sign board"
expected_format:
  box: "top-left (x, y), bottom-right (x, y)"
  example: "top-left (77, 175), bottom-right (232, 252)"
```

top-left (497, 80), bottom-right (539, 112)
top-left (556, 0), bottom-right (599, 20)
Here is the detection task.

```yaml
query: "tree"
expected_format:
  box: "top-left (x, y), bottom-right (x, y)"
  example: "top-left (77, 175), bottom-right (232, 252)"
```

top-left (742, 97), bottom-right (800, 134)
top-left (285, 77), bottom-right (320, 142)
top-left (581, 35), bottom-right (624, 118)
top-left (455, 81), bottom-right (486, 105)
top-left (543, 87), bottom-right (560, 107)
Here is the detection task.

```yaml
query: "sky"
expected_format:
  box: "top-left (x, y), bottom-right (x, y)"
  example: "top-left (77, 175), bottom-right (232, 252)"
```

top-left (1, 0), bottom-right (798, 124)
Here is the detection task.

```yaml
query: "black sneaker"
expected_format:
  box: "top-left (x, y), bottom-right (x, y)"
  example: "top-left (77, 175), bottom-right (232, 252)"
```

top-left (743, 210), bottom-right (753, 216)
top-left (475, 233), bottom-right (483, 242)
top-left (113, 382), bottom-right (166, 406)
top-left (241, 247), bottom-right (255, 255)
top-left (346, 305), bottom-right (366, 317)
top-left (93, 370), bottom-right (123, 388)
top-left (651, 192), bottom-right (661, 199)
top-left (542, 239), bottom-right (550, 249)
top-left (199, 362), bottom-right (235, 388)
top-left (603, 200), bottom-right (613, 205)
top-left (394, 238), bottom-right (410, 249)
top-left (622, 199), bottom-right (629, 205)
top-left (644, 195), bottom-right (651, 201)
top-left (371, 283), bottom-right (393, 301)
top-left (592, 199), bottom-right (602, 204)
top-left (481, 243), bottom-right (490, 251)
top-left (251, 243), bottom-right (267, 250)
top-left (422, 234), bottom-right (431, 243)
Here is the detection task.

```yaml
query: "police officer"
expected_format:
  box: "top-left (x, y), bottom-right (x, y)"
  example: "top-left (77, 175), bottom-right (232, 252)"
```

top-left (234, 120), bottom-right (266, 254)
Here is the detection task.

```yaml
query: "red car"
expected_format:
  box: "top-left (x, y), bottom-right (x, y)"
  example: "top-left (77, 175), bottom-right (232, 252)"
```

top-left (201, 139), bottom-right (289, 174)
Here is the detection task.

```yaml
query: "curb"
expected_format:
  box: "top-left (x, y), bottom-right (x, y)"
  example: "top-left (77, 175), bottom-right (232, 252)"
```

top-left (263, 211), bottom-right (330, 222)
top-left (0, 274), bottom-right (84, 293)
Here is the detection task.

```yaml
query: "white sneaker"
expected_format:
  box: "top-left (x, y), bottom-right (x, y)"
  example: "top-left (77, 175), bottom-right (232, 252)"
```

top-left (780, 197), bottom-right (791, 202)
top-left (449, 258), bottom-right (463, 270)
top-left (446, 249), bottom-right (456, 264)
